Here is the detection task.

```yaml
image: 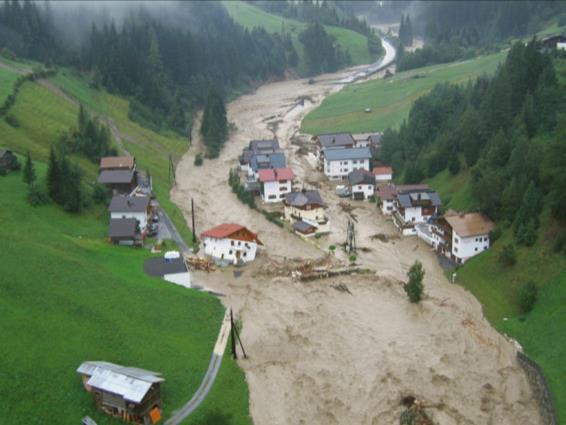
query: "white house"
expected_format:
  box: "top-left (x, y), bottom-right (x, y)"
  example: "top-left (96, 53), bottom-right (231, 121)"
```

top-left (284, 190), bottom-right (330, 235)
top-left (352, 132), bottom-right (383, 149)
top-left (201, 223), bottom-right (263, 265)
top-left (373, 165), bottom-right (393, 183)
top-left (323, 147), bottom-right (372, 180)
top-left (108, 195), bottom-right (150, 231)
top-left (315, 133), bottom-right (354, 159)
top-left (247, 152), bottom-right (287, 181)
top-left (348, 169), bottom-right (375, 200)
top-left (239, 139), bottom-right (280, 172)
top-left (436, 212), bottom-right (495, 264)
top-left (258, 167), bottom-right (294, 203)
top-left (393, 188), bottom-right (442, 235)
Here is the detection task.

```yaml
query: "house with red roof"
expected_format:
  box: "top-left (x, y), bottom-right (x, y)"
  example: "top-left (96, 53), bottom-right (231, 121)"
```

top-left (201, 223), bottom-right (263, 264)
top-left (373, 165), bottom-right (393, 183)
top-left (258, 167), bottom-right (295, 203)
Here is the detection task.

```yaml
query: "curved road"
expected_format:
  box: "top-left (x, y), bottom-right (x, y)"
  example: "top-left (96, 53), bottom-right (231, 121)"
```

top-left (336, 37), bottom-right (396, 84)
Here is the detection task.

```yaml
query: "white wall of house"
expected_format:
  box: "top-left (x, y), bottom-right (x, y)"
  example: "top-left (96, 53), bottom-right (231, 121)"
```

top-left (380, 199), bottom-right (396, 216)
top-left (354, 140), bottom-right (369, 148)
top-left (452, 232), bottom-right (490, 263)
top-left (202, 236), bottom-right (258, 264)
top-left (164, 272), bottom-right (192, 288)
top-left (324, 158), bottom-right (370, 179)
top-left (110, 211), bottom-right (148, 230)
top-left (351, 183), bottom-right (375, 200)
top-left (375, 173), bottom-right (392, 183)
top-left (261, 180), bottom-right (292, 203)
top-left (400, 206), bottom-right (424, 224)
top-left (557, 42), bottom-right (566, 51)
top-left (284, 206), bottom-right (330, 233)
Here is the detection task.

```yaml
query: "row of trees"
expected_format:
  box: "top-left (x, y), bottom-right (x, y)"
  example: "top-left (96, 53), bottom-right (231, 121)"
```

top-left (398, 14), bottom-right (413, 47)
top-left (397, 1), bottom-right (565, 71)
top-left (380, 41), bottom-right (565, 247)
top-left (299, 22), bottom-right (351, 76)
top-left (47, 147), bottom-right (83, 213)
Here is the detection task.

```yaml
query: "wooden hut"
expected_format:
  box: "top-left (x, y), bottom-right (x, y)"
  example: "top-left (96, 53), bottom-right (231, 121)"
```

top-left (77, 361), bottom-right (164, 424)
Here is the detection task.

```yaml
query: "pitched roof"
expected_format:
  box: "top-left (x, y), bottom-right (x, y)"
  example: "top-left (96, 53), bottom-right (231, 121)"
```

top-left (348, 169), bottom-right (375, 185)
top-left (98, 169), bottom-right (136, 185)
top-left (100, 156), bottom-right (135, 170)
top-left (258, 167), bottom-right (294, 182)
top-left (108, 195), bottom-right (149, 213)
top-left (373, 166), bottom-right (393, 176)
top-left (377, 184), bottom-right (432, 201)
top-left (249, 139), bottom-right (279, 152)
top-left (77, 361), bottom-right (163, 404)
top-left (144, 256), bottom-right (187, 277)
top-left (398, 190), bottom-right (441, 208)
top-left (250, 152), bottom-right (286, 171)
top-left (445, 212), bottom-right (495, 237)
top-left (201, 223), bottom-right (263, 244)
top-left (293, 220), bottom-right (317, 234)
top-left (285, 190), bottom-right (325, 208)
top-left (324, 147), bottom-right (372, 161)
top-left (317, 133), bottom-right (354, 148)
top-left (108, 218), bottom-right (138, 238)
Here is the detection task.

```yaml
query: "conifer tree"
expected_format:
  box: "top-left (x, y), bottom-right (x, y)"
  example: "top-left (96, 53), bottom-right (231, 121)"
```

top-left (47, 146), bottom-right (61, 203)
top-left (22, 151), bottom-right (36, 188)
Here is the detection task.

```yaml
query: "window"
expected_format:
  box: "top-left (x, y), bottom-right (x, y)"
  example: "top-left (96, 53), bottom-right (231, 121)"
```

top-left (243, 252), bottom-right (247, 257)
top-left (268, 195), bottom-right (277, 199)
top-left (238, 241), bottom-right (241, 246)
top-left (454, 247), bottom-right (458, 253)
top-left (474, 247), bottom-right (478, 252)
top-left (484, 237), bottom-right (488, 241)
top-left (454, 237), bottom-right (459, 244)
top-left (231, 240), bottom-right (234, 246)
top-left (229, 250), bottom-right (233, 255)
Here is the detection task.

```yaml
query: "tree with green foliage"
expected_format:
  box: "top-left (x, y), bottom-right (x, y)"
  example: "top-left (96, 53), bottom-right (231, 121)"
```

top-left (448, 153), bottom-right (460, 175)
top-left (201, 90), bottom-right (228, 158)
top-left (22, 151), bottom-right (36, 188)
top-left (47, 146), bottom-right (61, 203)
top-left (398, 14), bottom-right (413, 47)
top-left (518, 281), bottom-right (538, 314)
top-left (514, 181), bottom-right (542, 246)
top-left (499, 244), bottom-right (516, 267)
top-left (405, 261), bottom-right (424, 303)
top-left (299, 22), bottom-right (350, 76)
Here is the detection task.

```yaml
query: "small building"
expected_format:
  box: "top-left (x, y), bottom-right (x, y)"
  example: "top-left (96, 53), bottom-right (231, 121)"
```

top-left (323, 147), bottom-right (372, 180)
top-left (76, 361), bottom-right (164, 425)
top-left (435, 212), bottom-right (495, 264)
top-left (201, 223), bottom-right (263, 265)
top-left (376, 184), bottom-right (429, 216)
top-left (99, 156), bottom-right (137, 193)
top-left (293, 220), bottom-right (317, 238)
top-left (258, 167), bottom-right (294, 203)
top-left (240, 139), bottom-right (280, 172)
top-left (541, 34), bottom-right (566, 50)
top-left (144, 252), bottom-right (191, 288)
top-left (248, 152), bottom-right (287, 181)
top-left (108, 218), bottom-right (140, 246)
top-left (0, 149), bottom-right (20, 172)
top-left (348, 169), bottom-right (375, 200)
top-left (393, 186), bottom-right (442, 235)
top-left (352, 133), bottom-right (383, 149)
top-left (108, 195), bottom-right (151, 232)
top-left (373, 165), bottom-right (393, 183)
top-left (284, 190), bottom-right (330, 234)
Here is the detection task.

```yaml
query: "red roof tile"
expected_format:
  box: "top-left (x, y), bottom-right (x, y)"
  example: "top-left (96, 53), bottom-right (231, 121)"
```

top-left (201, 223), bottom-right (262, 244)
top-left (373, 166), bottom-right (393, 175)
top-left (258, 167), bottom-right (295, 182)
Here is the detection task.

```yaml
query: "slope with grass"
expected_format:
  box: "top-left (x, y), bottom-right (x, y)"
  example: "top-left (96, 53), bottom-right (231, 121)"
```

top-left (0, 66), bottom-right (20, 103)
top-left (301, 50), bottom-right (506, 134)
top-left (0, 164), bottom-right (250, 425)
top-left (223, 0), bottom-right (373, 75)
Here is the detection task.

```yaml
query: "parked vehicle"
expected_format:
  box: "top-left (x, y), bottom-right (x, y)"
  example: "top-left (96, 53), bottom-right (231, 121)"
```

top-left (335, 185), bottom-right (350, 198)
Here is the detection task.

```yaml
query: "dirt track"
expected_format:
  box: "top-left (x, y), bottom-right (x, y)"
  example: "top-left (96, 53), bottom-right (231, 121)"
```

top-left (171, 65), bottom-right (540, 424)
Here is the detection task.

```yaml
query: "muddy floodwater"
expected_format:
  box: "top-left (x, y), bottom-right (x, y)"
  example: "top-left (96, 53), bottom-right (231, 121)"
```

top-left (171, 59), bottom-right (541, 424)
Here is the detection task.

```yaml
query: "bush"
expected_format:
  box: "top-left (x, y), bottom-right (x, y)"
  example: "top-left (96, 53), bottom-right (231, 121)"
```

top-left (0, 166), bottom-right (7, 176)
top-left (515, 220), bottom-right (537, 246)
top-left (490, 227), bottom-right (502, 243)
top-left (329, 244), bottom-right (336, 253)
top-left (92, 184), bottom-right (108, 204)
top-left (349, 254), bottom-right (357, 263)
top-left (27, 186), bottom-right (50, 206)
top-left (518, 281), bottom-right (537, 314)
top-left (499, 244), bottom-right (516, 267)
top-left (552, 231), bottom-right (566, 254)
top-left (368, 195), bottom-right (377, 203)
top-left (5, 114), bottom-right (19, 127)
top-left (194, 153), bottom-right (203, 166)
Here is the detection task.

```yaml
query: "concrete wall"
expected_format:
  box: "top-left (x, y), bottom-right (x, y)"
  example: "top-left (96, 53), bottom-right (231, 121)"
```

top-left (202, 236), bottom-right (258, 264)
top-left (324, 158), bottom-right (370, 179)
top-left (351, 183), bottom-right (375, 200)
top-left (452, 232), bottom-right (490, 263)
top-left (261, 180), bottom-right (291, 203)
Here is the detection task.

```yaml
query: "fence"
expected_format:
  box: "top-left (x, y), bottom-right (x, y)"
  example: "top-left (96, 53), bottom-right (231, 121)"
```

top-left (516, 351), bottom-right (558, 425)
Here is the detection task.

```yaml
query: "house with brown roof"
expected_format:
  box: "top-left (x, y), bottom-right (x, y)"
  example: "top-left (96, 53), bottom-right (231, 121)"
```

top-left (373, 165), bottom-right (393, 183)
top-left (98, 156), bottom-right (137, 193)
top-left (201, 223), bottom-right (263, 264)
top-left (434, 212), bottom-right (495, 264)
top-left (284, 190), bottom-right (330, 235)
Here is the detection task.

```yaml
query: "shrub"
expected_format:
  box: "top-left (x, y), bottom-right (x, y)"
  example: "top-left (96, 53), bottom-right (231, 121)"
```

top-left (552, 231), bottom-right (566, 254)
top-left (92, 184), bottom-right (108, 204)
top-left (349, 254), bottom-right (357, 263)
top-left (368, 195), bottom-right (377, 203)
top-left (5, 114), bottom-right (19, 127)
top-left (518, 281), bottom-right (537, 314)
top-left (499, 244), bottom-right (516, 267)
top-left (404, 261), bottom-right (424, 303)
top-left (194, 153), bottom-right (203, 166)
top-left (515, 220), bottom-right (537, 246)
top-left (27, 186), bottom-right (50, 206)
top-left (490, 226), bottom-right (502, 243)
top-left (0, 166), bottom-right (7, 176)
top-left (329, 244), bottom-right (336, 253)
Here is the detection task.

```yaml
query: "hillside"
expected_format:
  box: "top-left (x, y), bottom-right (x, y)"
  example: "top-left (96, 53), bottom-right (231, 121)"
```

top-left (0, 163), bottom-right (250, 425)
top-left (301, 50), bottom-right (506, 134)
top-left (223, 1), bottom-right (374, 75)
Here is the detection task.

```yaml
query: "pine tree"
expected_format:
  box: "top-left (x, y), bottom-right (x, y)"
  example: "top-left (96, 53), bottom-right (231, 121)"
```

top-left (46, 146), bottom-right (60, 202)
top-left (22, 150), bottom-right (36, 187)
top-left (405, 261), bottom-right (425, 303)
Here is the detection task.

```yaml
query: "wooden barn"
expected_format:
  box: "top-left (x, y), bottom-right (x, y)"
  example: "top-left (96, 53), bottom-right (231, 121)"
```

top-left (77, 361), bottom-right (164, 424)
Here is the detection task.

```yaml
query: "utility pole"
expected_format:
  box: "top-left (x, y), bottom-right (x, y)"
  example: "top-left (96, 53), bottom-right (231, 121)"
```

top-left (191, 198), bottom-right (196, 246)
top-left (169, 155), bottom-right (176, 186)
top-left (230, 309), bottom-right (247, 360)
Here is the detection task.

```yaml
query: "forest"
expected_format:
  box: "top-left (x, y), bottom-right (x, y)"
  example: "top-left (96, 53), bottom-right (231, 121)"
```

top-left (380, 41), bottom-right (566, 247)
top-left (397, 1), bottom-right (566, 71)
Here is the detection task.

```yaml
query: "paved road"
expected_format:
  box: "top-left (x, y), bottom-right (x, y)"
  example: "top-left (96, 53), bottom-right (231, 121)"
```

top-left (336, 37), bottom-right (397, 84)
top-left (157, 207), bottom-right (190, 253)
top-left (165, 309), bottom-right (232, 425)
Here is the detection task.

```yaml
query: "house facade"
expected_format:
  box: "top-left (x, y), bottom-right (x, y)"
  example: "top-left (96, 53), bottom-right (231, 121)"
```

top-left (348, 169), bottom-right (375, 200)
top-left (108, 195), bottom-right (151, 231)
top-left (393, 188), bottom-right (442, 235)
top-left (201, 223), bottom-right (262, 264)
top-left (314, 133), bottom-right (354, 159)
top-left (240, 139), bottom-right (280, 172)
top-left (323, 147), bottom-right (372, 180)
top-left (77, 361), bottom-right (164, 425)
top-left (284, 190), bottom-right (330, 235)
top-left (258, 167), bottom-right (294, 203)
top-left (434, 212), bottom-right (495, 264)
top-left (247, 152), bottom-right (286, 180)
top-left (98, 156), bottom-right (137, 193)
top-left (373, 166), bottom-right (393, 183)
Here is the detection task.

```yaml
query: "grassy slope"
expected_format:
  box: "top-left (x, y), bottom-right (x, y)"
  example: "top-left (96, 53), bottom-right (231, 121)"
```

top-left (0, 165), bottom-right (250, 425)
top-left (223, 0), bottom-right (373, 75)
top-left (0, 66), bottom-right (20, 103)
top-left (302, 50), bottom-right (506, 134)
